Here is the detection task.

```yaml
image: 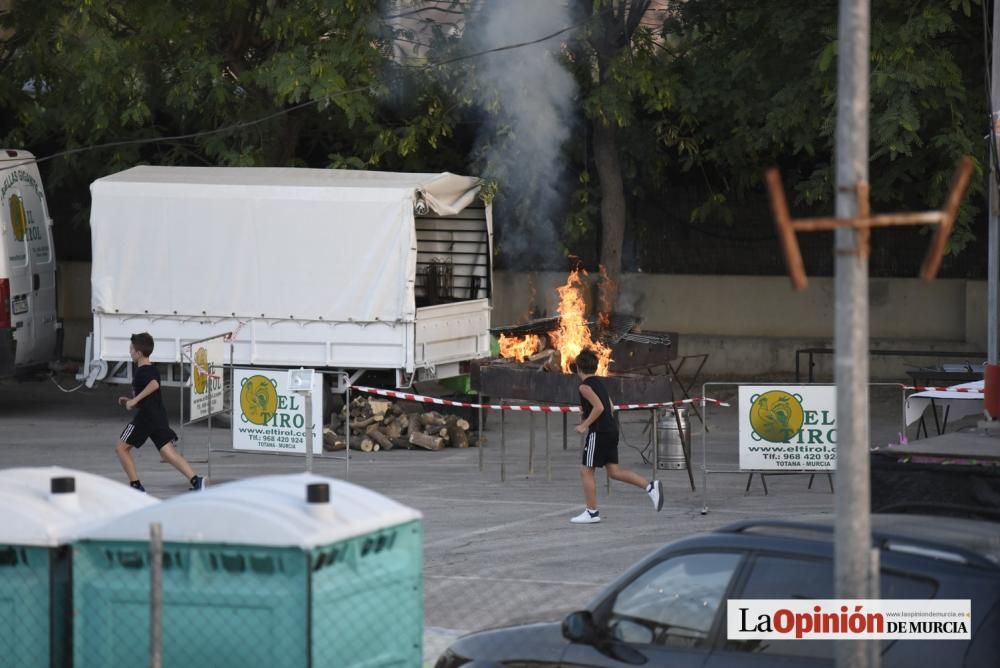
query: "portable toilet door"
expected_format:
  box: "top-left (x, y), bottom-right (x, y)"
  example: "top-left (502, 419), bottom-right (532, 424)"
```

top-left (0, 467), bottom-right (158, 668)
top-left (0, 149), bottom-right (59, 375)
top-left (73, 473), bottom-right (423, 668)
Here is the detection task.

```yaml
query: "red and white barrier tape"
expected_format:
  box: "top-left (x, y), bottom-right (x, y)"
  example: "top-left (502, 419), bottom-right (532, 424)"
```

top-left (353, 386), bottom-right (729, 411)
top-left (904, 386), bottom-right (983, 394)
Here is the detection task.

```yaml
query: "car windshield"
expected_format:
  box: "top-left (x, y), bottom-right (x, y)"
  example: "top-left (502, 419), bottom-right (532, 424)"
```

top-left (607, 552), bottom-right (742, 649)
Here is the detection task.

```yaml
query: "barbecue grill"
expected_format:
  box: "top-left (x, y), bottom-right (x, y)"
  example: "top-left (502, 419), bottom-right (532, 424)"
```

top-left (471, 313), bottom-right (689, 485)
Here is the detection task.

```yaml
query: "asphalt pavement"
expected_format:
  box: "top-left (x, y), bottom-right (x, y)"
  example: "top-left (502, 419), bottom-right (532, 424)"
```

top-left (0, 375), bottom-right (916, 664)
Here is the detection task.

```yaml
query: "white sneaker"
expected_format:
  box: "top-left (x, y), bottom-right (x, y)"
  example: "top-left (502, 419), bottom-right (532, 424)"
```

top-left (570, 509), bottom-right (601, 524)
top-left (648, 480), bottom-right (664, 511)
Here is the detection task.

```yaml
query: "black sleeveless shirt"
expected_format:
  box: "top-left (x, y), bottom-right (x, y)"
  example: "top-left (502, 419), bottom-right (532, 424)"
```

top-left (580, 376), bottom-right (617, 433)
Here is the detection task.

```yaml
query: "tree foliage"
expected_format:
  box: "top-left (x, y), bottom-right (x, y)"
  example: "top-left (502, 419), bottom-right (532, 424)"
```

top-left (658, 0), bottom-right (986, 256)
top-left (0, 0), bottom-right (460, 240)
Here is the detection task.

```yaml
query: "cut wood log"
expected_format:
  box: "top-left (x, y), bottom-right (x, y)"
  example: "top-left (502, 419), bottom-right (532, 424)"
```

top-left (389, 403), bottom-right (404, 416)
top-left (455, 418), bottom-right (471, 431)
top-left (350, 416), bottom-right (383, 430)
top-left (322, 427), bottom-right (346, 451)
top-left (383, 416), bottom-right (404, 440)
top-left (445, 416), bottom-right (470, 448)
top-left (406, 413), bottom-right (422, 437)
top-left (419, 411), bottom-right (447, 428)
top-left (368, 399), bottom-right (392, 418)
top-left (409, 431), bottom-right (445, 450)
top-left (359, 438), bottom-right (374, 453)
top-left (390, 436), bottom-right (411, 450)
top-left (366, 424), bottom-right (394, 451)
top-left (328, 413), bottom-right (343, 433)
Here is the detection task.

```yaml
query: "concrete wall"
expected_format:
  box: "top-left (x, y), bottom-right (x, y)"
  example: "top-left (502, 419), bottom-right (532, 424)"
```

top-left (59, 261), bottom-right (985, 380)
top-left (493, 271), bottom-right (985, 380)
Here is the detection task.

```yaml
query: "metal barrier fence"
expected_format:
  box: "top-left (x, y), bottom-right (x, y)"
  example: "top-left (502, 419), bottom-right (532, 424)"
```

top-left (205, 366), bottom-right (354, 482)
top-left (698, 382), bottom-right (907, 514)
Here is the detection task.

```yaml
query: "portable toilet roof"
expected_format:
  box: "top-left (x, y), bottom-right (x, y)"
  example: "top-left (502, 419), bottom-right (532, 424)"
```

top-left (0, 466), bottom-right (159, 547)
top-left (77, 473), bottom-right (422, 548)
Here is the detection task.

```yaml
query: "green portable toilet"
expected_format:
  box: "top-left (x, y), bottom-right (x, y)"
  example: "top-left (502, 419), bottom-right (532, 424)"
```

top-left (0, 466), bottom-right (158, 668)
top-left (73, 473), bottom-right (423, 668)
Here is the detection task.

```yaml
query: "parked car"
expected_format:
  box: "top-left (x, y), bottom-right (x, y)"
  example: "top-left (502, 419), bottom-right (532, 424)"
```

top-left (435, 514), bottom-right (1000, 667)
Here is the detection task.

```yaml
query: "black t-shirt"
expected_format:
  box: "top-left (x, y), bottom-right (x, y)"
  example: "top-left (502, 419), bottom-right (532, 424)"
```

top-left (132, 364), bottom-right (169, 426)
top-left (580, 376), bottom-right (618, 433)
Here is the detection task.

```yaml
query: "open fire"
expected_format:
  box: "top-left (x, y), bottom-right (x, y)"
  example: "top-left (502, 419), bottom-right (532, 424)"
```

top-left (499, 268), bottom-right (614, 375)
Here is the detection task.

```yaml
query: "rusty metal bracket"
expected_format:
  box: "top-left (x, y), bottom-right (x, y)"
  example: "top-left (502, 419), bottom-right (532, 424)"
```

top-left (765, 157), bottom-right (974, 291)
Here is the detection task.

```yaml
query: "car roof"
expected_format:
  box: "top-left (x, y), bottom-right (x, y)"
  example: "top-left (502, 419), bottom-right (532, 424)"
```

top-left (717, 513), bottom-right (1000, 569)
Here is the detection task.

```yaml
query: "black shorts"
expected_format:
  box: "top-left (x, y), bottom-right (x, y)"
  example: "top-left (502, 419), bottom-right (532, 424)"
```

top-left (582, 431), bottom-right (619, 468)
top-left (120, 419), bottom-right (177, 450)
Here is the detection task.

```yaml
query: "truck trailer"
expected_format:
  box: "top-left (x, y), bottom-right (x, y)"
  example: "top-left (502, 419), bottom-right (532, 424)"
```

top-left (79, 166), bottom-right (492, 389)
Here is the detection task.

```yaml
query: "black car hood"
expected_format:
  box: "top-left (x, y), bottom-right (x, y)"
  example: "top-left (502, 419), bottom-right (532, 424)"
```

top-left (447, 622), bottom-right (567, 664)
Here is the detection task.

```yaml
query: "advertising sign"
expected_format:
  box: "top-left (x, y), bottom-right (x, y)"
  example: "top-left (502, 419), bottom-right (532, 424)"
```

top-left (233, 368), bottom-right (322, 454)
top-left (187, 335), bottom-right (226, 422)
top-left (739, 385), bottom-right (837, 471)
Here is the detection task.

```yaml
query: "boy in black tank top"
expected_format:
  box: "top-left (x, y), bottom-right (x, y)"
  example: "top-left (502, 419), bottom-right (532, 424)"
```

top-left (571, 349), bottom-right (664, 524)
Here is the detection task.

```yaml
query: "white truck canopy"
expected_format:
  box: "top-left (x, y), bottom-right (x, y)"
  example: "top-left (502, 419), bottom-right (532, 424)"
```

top-left (90, 166), bottom-right (485, 324)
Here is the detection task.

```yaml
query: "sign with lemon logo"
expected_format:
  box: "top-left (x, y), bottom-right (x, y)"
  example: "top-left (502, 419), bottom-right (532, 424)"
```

top-left (739, 385), bottom-right (837, 471)
top-left (233, 368), bottom-right (322, 453)
top-left (185, 334), bottom-right (226, 422)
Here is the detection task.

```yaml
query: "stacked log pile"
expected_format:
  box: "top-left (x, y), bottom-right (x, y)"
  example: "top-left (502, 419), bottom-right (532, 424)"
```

top-left (322, 396), bottom-right (477, 453)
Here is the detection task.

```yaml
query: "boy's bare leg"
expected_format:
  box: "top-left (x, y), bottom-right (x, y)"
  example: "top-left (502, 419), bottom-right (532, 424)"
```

top-left (159, 442), bottom-right (196, 480)
top-left (580, 465), bottom-right (598, 509)
top-left (115, 441), bottom-right (140, 482)
top-left (606, 463), bottom-right (649, 490)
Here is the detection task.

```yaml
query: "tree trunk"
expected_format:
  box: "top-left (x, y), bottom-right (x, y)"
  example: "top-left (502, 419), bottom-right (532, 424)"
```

top-left (593, 116), bottom-right (626, 306)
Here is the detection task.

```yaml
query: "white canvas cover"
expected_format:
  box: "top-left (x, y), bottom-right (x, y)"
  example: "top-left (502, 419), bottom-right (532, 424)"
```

top-left (78, 473), bottom-right (422, 549)
top-left (90, 167), bottom-right (482, 323)
top-left (0, 466), bottom-right (159, 547)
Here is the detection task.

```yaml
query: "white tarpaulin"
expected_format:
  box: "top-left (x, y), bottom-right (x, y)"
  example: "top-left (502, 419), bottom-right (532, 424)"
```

top-left (90, 166), bottom-right (482, 323)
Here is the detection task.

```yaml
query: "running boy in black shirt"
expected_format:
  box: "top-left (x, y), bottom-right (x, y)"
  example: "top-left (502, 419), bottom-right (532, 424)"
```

top-left (115, 333), bottom-right (205, 492)
top-left (571, 348), bottom-right (662, 524)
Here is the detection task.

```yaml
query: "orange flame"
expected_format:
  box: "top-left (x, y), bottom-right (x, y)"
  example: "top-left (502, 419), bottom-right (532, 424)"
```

top-left (549, 269), bottom-right (612, 376)
top-left (498, 333), bottom-right (542, 362)
top-left (597, 264), bottom-right (614, 331)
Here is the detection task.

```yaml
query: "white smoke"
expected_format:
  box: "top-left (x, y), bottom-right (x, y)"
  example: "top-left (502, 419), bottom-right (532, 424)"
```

top-left (464, 0), bottom-right (579, 267)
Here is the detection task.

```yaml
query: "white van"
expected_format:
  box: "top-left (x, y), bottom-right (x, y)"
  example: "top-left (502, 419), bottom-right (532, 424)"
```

top-left (0, 149), bottom-right (59, 376)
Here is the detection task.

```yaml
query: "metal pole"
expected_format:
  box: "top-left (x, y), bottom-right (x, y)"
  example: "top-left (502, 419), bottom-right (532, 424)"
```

top-left (990, 0), bottom-right (1000, 364)
top-left (545, 411), bottom-right (551, 481)
top-left (651, 409), bottom-right (658, 482)
top-left (700, 390), bottom-right (709, 515)
top-left (834, 1), bottom-right (875, 666)
top-left (345, 382), bottom-right (351, 480)
top-left (149, 522), bottom-right (163, 668)
top-left (207, 364), bottom-right (212, 474)
top-left (304, 389), bottom-right (314, 474)
top-left (500, 407), bottom-right (506, 482)
top-left (478, 393), bottom-right (484, 473)
top-left (528, 412), bottom-right (535, 475)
